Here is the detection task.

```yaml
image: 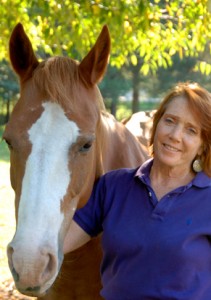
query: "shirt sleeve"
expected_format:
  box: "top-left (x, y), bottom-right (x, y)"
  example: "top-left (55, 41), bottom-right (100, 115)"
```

top-left (73, 176), bottom-right (106, 237)
top-left (73, 167), bottom-right (137, 237)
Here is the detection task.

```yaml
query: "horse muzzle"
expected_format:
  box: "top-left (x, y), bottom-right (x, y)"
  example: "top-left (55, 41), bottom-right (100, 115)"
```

top-left (7, 240), bottom-right (62, 296)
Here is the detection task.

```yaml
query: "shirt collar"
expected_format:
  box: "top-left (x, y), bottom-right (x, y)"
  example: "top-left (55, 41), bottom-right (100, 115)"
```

top-left (192, 171), bottom-right (211, 188)
top-left (135, 158), bottom-right (211, 189)
top-left (135, 158), bottom-right (153, 176)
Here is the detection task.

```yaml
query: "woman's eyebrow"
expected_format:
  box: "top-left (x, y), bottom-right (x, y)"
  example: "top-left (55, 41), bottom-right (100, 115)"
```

top-left (164, 113), bottom-right (200, 129)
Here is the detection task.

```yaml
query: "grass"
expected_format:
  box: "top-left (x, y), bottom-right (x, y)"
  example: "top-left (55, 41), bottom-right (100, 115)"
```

top-left (0, 125), bottom-right (10, 163)
top-left (0, 125), bottom-right (15, 281)
top-left (116, 101), bottom-right (158, 121)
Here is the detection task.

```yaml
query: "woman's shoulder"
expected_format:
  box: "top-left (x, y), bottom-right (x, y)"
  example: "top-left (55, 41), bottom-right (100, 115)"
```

top-left (99, 159), bottom-right (151, 187)
top-left (103, 167), bottom-right (139, 183)
top-left (193, 171), bottom-right (211, 189)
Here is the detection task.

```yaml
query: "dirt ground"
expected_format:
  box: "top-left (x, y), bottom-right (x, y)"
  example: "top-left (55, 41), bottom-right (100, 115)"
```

top-left (0, 278), bottom-right (34, 300)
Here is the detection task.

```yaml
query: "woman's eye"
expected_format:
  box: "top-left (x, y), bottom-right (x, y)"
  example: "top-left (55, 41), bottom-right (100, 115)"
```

top-left (164, 117), bottom-right (174, 124)
top-left (187, 127), bottom-right (197, 135)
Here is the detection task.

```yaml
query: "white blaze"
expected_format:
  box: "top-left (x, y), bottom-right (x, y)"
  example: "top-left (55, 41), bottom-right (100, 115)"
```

top-left (16, 102), bottom-right (79, 248)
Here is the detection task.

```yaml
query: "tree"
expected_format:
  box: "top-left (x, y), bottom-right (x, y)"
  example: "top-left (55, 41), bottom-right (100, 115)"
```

top-left (1, 0), bottom-right (211, 112)
top-left (0, 60), bottom-right (19, 123)
top-left (99, 65), bottom-right (131, 116)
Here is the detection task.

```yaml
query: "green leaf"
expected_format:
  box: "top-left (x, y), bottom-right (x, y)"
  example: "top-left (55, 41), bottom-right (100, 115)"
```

top-left (130, 54), bottom-right (137, 66)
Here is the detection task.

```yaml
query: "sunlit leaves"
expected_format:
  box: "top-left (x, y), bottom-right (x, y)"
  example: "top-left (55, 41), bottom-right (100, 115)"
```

top-left (195, 61), bottom-right (211, 75)
top-left (130, 54), bottom-right (138, 66)
top-left (1, 0), bottom-right (211, 74)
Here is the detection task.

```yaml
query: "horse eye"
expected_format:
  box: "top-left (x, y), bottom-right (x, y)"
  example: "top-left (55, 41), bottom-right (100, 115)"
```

top-left (79, 141), bottom-right (93, 153)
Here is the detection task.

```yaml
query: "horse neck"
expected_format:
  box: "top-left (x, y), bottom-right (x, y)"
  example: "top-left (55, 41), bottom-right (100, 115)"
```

top-left (96, 111), bottom-right (148, 173)
top-left (95, 112), bottom-right (124, 172)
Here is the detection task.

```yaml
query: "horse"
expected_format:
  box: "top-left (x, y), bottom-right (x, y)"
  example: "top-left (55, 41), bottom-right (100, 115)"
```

top-left (121, 110), bottom-right (156, 148)
top-left (3, 23), bottom-right (148, 299)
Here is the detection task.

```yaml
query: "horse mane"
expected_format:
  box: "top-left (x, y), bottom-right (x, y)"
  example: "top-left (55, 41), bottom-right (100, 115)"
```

top-left (32, 56), bottom-right (106, 111)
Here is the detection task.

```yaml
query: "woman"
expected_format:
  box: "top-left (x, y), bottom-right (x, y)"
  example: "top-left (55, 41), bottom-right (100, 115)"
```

top-left (64, 82), bottom-right (211, 299)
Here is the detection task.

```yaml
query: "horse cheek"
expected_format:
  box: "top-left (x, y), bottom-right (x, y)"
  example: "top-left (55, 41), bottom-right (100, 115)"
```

top-left (67, 153), bottom-right (95, 209)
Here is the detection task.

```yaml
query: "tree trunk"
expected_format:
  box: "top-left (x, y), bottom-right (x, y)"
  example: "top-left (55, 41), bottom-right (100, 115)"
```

top-left (131, 63), bottom-right (141, 113)
top-left (110, 98), bottom-right (117, 117)
top-left (132, 83), bottom-right (139, 113)
top-left (5, 99), bottom-right (10, 123)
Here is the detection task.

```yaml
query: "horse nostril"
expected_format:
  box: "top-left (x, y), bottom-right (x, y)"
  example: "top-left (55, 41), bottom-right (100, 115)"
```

top-left (7, 245), bottom-right (20, 282)
top-left (41, 253), bottom-right (57, 283)
top-left (7, 243), bottom-right (58, 291)
top-left (25, 286), bottom-right (40, 292)
top-left (48, 254), bottom-right (55, 273)
top-left (12, 267), bottom-right (20, 282)
top-left (7, 245), bottom-right (16, 277)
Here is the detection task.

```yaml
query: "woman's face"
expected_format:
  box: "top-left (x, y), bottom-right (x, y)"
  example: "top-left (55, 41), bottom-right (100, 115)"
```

top-left (153, 96), bottom-right (203, 171)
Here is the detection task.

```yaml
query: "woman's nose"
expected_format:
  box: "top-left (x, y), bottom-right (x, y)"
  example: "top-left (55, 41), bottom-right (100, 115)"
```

top-left (169, 125), bottom-right (183, 141)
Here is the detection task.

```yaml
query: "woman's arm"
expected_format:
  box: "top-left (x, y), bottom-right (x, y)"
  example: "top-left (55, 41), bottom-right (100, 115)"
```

top-left (63, 220), bottom-right (91, 254)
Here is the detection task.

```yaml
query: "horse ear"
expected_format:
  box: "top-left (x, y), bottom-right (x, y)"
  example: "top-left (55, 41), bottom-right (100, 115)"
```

top-left (78, 25), bottom-right (111, 86)
top-left (9, 23), bottom-right (39, 82)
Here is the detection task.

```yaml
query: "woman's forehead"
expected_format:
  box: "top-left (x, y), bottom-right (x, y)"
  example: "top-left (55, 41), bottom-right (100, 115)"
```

top-left (164, 96), bottom-right (201, 125)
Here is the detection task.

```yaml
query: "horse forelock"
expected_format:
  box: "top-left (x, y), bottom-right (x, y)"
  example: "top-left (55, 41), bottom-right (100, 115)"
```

top-left (32, 57), bottom-right (79, 106)
top-left (32, 56), bottom-right (105, 112)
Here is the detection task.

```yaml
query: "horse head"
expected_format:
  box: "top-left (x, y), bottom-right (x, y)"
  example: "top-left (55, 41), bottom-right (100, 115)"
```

top-left (3, 23), bottom-right (110, 296)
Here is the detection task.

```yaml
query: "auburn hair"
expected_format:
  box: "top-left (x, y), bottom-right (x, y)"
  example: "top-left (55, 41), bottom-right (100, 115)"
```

top-left (149, 82), bottom-right (211, 177)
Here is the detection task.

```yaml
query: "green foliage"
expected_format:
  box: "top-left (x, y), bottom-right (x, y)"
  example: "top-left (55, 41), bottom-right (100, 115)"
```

top-left (1, 0), bottom-right (211, 74)
top-left (0, 60), bottom-right (19, 99)
top-left (0, 125), bottom-right (9, 162)
top-left (0, 60), bottom-right (19, 124)
top-left (99, 65), bottom-right (131, 113)
top-left (146, 53), bottom-right (211, 97)
top-left (116, 100), bottom-right (158, 121)
top-left (116, 102), bottom-right (132, 121)
top-left (1, 1), bottom-right (211, 120)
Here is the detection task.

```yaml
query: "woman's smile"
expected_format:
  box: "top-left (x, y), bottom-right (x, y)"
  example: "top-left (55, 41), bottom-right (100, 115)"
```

top-left (153, 96), bottom-right (203, 172)
top-left (163, 143), bottom-right (181, 152)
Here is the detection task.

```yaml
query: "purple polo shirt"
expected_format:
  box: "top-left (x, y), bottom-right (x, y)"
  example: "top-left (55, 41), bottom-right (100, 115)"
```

top-left (74, 159), bottom-right (211, 300)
